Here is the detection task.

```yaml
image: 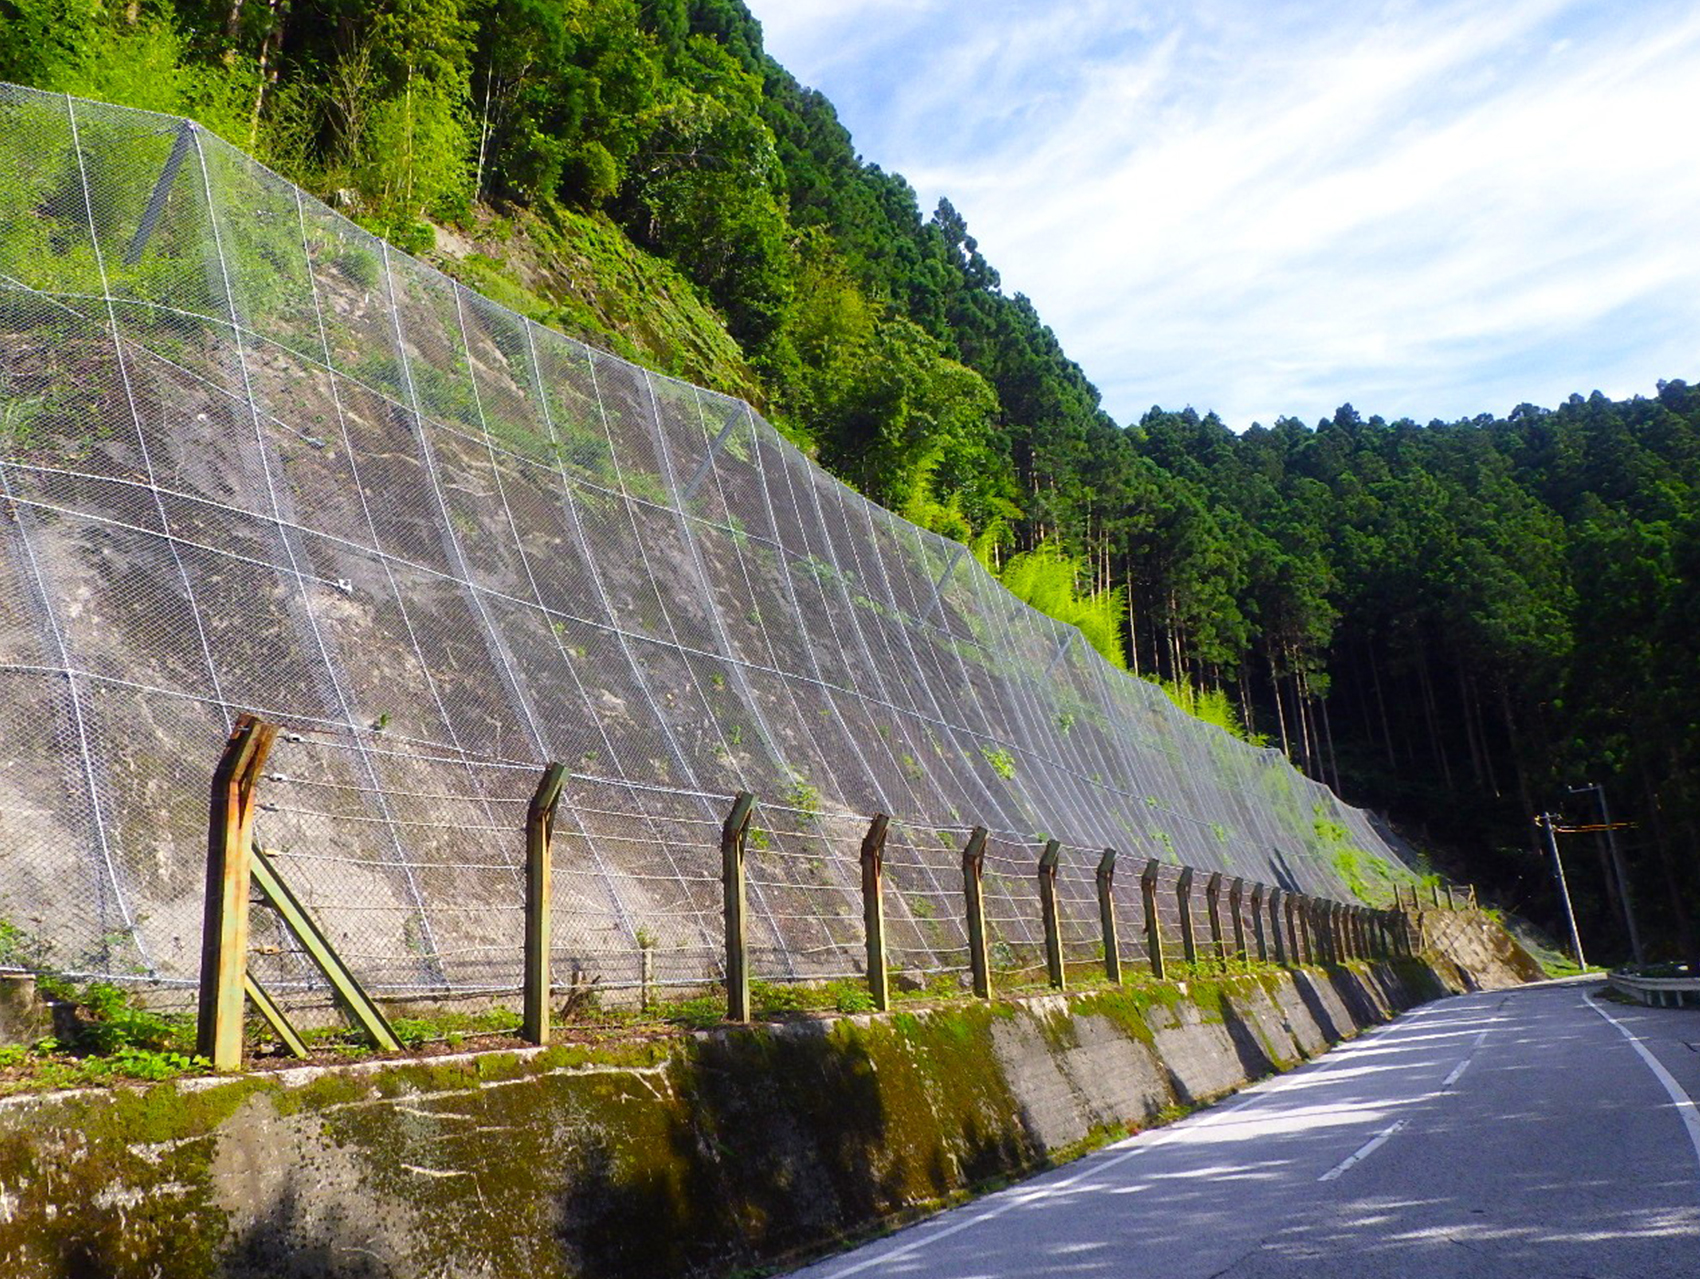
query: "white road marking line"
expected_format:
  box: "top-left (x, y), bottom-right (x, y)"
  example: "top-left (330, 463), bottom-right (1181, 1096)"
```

top-left (807, 1063), bottom-right (1321, 1278)
top-left (806, 998), bottom-right (1500, 1276)
top-left (1439, 1025), bottom-right (1491, 1088)
top-left (1314, 1014), bottom-right (1495, 1184)
top-left (1318, 1118), bottom-right (1407, 1182)
top-left (809, 1085), bottom-right (1281, 1279)
top-left (1585, 992), bottom-right (1700, 1172)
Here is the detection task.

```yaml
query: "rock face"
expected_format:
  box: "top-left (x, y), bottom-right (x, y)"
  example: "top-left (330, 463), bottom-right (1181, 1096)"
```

top-left (0, 951), bottom-right (1515, 1279)
top-left (0, 85), bottom-right (1413, 1009)
top-left (1418, 908), bottom-right (1547, 990)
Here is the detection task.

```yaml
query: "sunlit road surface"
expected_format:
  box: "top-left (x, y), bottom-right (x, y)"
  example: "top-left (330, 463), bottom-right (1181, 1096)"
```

top-left (784, 982), bottom-right (1700, 1278)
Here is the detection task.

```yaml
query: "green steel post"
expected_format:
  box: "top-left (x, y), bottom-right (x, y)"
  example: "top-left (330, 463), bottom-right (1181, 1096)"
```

top-left (1176, 867), bottom-right (1198, 965)
top-left (250, 848), bottom-right (400, 1052)
top-left (1039, 839), bottom-right (1064, 989)
top-left (963, 827), bottom-right (991, 999)
top-left (1228, 877), bottom-right (1247, 963)
top-left (197, 714), bottom-right (275, 1072)
top-left (862, 814), bottom-right (891, 1011)
top-left (243, 973), bottom-right (308, 1059)
top-left (1142, 859), bottom-right (1167, 979)
top-left (1249, 883), bottom-right (1268, 962)
top-left (722, 792), bottom-right (755, 1022)
top-left (1205, 872), bottom-right (1227, 967)
top-left (1097, 848), bottom-right (1121, 984)
top-left (524, 763), bottom-right (567, 1045)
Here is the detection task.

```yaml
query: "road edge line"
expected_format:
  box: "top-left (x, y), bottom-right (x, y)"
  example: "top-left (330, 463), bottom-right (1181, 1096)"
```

top-left (1584, 991), bottom-right (1700, 1172)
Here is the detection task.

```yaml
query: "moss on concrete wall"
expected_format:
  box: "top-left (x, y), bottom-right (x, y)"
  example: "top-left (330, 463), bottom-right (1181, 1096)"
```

top-left (0, 957), bottom-right (1478, 1278)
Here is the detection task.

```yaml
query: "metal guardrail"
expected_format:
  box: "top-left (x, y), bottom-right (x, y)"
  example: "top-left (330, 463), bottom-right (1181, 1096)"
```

top-left (1607, 969), bottom-right (1699, 1008)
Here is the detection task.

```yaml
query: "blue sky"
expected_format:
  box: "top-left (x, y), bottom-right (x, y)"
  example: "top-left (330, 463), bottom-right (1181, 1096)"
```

top-left (744, 0), bottom-right (1700, 429)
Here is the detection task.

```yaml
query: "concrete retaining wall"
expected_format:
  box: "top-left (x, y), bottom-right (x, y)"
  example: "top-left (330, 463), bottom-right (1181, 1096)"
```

top-left (0, 959), bottom-right (1469, 1278)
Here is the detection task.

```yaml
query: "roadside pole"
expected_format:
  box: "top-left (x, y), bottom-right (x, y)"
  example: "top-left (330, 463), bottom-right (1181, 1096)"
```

top-left (1539, 812), bottom-right (1586, 971)
top-left (1569, 782), bottom-right (1644, 966)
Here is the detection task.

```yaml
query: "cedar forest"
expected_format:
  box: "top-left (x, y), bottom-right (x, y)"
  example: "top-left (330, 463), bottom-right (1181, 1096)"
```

top-left (2, 0), bottom-right (1695, 960)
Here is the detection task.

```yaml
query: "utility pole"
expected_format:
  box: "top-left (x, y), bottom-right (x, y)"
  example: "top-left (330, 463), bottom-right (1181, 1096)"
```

top-left (1537, 813), bottom-right (1586, 971)
top-left (1569, 782), bottom-right (1643, 965)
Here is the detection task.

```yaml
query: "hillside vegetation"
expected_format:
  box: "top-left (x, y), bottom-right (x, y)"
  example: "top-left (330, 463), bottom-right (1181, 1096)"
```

top-left (1, 0), bottom-right (1695, 958)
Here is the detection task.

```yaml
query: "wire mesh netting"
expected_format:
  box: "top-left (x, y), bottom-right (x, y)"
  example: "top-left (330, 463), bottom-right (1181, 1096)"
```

top-left (0, 86), bottom-right (1418, 1006)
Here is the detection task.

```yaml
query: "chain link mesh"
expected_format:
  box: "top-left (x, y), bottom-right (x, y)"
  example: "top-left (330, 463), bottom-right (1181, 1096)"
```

top-left (0, 87), bottom-right (1418, 1005)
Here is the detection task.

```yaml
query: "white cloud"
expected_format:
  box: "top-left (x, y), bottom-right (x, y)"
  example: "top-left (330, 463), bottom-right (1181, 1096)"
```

top-left (746, 0), bottom-right (1700, 427)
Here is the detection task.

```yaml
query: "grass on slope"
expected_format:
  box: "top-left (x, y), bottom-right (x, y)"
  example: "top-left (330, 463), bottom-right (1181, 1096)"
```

top-left (427, 204), bottom-right (764, 413)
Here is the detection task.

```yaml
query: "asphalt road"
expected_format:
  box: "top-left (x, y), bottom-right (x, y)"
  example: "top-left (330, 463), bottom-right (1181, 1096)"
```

top-left (784, 981), bottom-right (1700, 1278)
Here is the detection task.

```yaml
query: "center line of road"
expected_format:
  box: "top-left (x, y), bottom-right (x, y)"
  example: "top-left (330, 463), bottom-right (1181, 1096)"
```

top-left (1318, 1118), bottom-right (1407, 1182)
top-left (1316, 1018), bottom-right (1494, 1184)
top-left (812, 1002), bottom-right (1505, 1275)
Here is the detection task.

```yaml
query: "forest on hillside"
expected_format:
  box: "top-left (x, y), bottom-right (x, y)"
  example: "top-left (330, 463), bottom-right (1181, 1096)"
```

top-left (1, 0), bottom-right (1695, 960)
